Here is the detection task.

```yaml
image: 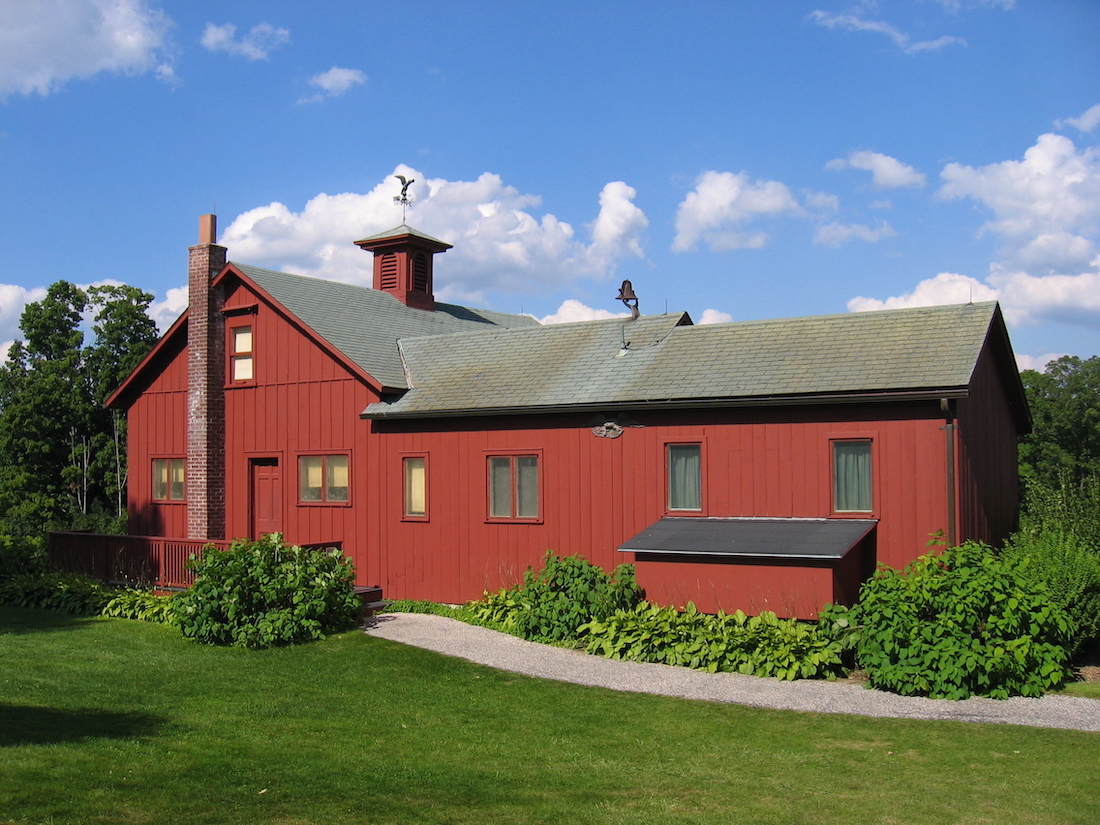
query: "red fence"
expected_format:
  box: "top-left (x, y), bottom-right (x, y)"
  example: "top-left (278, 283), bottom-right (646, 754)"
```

top-left (48, 533), bottom-right (342, 590)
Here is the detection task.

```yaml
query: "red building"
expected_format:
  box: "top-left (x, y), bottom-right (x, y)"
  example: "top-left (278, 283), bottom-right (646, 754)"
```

top-left (103, 215), bottom-right (1030, 618)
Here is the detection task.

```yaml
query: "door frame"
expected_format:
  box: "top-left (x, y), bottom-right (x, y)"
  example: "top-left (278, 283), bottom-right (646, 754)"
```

top-left (248, 454), bottom-right (283, 539)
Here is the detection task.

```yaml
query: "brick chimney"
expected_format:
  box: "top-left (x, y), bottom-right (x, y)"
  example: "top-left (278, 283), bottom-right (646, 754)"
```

top-left (186, 214), bottom-right (227, 540)
top-left (354, 225), bottom-right (453, 311)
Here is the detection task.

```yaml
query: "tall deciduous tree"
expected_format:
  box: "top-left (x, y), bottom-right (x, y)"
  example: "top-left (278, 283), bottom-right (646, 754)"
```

top-left (1019, 355), bottom-right (1100, 487)
top-left (0, 281), bottom-right (158, 536)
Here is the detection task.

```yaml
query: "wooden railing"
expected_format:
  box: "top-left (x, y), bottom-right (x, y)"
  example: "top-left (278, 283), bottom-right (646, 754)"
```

top-left (47, 533), bottom-right (343, 590)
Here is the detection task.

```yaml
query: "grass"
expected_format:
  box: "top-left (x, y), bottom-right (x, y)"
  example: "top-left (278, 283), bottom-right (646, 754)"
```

top-left (1062, 680), bottom-right (1100, 699)
top-left (1, 606), bottom-right (1098, 825)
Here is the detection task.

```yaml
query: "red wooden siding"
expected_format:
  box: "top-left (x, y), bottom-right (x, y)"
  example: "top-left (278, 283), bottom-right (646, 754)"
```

top-left (367, 402), bottom-right (951, 616)
top-left (126, 333), bottom-right (189, 538)
top-left (219, 279), bottom-right (378, 572)
top-left (126, 274), bottom-right (378, 569)
top-left (956, 342), bottom-right (1022, 545)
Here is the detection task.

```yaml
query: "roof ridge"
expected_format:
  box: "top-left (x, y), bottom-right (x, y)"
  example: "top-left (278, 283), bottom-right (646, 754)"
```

top-left (698, 301), bottom-right (997, 330)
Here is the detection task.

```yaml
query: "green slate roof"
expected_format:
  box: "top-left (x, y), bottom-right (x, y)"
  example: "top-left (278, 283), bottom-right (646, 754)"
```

top-left (363, 302), bottom-right (1004, 419)
top-left (233, 263), bottom-right (538, 390)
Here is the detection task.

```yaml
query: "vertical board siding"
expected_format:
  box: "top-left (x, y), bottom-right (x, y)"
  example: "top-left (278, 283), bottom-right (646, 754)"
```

top-left (956, 344), bottom-right (1021, 546)
top-left (201, 279), bottom-right (376, 560)
top-left (370, 402), bottom-right (951, 617)
top-left (126, 335), bottom-right (188, 538)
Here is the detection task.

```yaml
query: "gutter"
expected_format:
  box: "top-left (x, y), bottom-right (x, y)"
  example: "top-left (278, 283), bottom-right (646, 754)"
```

top-left (941, 398), bottom-right (957, 547)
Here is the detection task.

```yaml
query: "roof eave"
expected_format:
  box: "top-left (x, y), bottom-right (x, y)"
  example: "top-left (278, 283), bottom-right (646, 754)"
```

top-left (361, 386), bottom-right (971, 420)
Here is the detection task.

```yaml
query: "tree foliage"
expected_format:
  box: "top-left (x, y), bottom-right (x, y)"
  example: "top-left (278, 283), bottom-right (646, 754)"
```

top-left (1019, 355), bottom-right (1100, 487)
top-left (0, 281), bottom-right (158, 536)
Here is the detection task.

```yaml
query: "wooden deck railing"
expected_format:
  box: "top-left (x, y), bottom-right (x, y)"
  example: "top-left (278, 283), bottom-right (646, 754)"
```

top-left (47, 533), bottom-right (343, 590)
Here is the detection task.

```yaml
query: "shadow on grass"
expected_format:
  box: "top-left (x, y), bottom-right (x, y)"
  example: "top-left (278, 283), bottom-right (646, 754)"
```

top-left (0, 606), bottom-right (95, 636)
top-left (0, 704), bottom-right (165, 747)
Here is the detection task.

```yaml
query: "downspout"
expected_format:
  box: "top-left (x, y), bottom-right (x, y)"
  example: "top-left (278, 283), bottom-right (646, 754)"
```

top-left (940, 398), bottom-right (956, 547)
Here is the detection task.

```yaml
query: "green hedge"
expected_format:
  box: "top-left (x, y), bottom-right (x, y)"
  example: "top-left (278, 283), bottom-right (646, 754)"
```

top-left (0, 570), bottom-right (110, 616)
top-left (473, 551), bottom-right (643, 642)
top-left (173, 534), bottom-right (361, 648)
top-left (582, 602), bottom-right (845, 680)
top-left (841, 541), bottom-right (1074, 699)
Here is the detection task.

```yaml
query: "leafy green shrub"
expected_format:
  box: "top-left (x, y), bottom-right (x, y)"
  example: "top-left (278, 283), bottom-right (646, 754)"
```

top-left (582, 602), bottom-right (845, 680)
top-left (102, 588), bottom-right (178, 624)
top-left (473, 551), bottom-right (643, 642)
top-left (0, 535), bottom-right (48, 579)
top-left (0, 570), bottom-right (110, 615)
top-left (1002, 530), bottom-right (1100, 656)
top-left (173, 534), bottom-right (361, 648)
top-left (847, 542), bottom-right (1074, 699)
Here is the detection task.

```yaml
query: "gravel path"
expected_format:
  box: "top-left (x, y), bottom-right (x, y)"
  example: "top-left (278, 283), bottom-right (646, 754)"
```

top-left (364, 612), bottom-right (1100, 733)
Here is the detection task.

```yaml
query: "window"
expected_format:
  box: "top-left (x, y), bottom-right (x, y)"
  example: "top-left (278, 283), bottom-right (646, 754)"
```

top-left (299, 454), bottom-right (349, 503)
top-left (667, 444), bottom-right (702, 511)
top-left (487, 454), bottom-right (539, 520)
top-left (403, 456), bottom-right (427, 518)
top-left (230, 324), bottom-right (254, 382)
top-left (153, 458), bottom-right (185, 501)
top-left (833, 440), bottom-right (872, 512)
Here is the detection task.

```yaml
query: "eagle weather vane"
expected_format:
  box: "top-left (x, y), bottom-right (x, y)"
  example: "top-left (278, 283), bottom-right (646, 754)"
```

top-left (394, 174), bottom-right (415, 222)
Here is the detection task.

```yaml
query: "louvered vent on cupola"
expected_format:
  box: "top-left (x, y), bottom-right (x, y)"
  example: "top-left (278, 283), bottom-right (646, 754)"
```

top-left (354, 225), bottom-right (453, 311)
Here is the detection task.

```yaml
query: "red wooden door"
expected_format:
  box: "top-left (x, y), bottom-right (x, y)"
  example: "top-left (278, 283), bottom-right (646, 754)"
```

top-left (251, 458), bottom-right (282, 538)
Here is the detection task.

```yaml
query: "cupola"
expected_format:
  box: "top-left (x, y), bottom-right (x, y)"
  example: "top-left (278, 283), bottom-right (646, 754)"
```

top-left (354, 224), bottom-right (453, 311)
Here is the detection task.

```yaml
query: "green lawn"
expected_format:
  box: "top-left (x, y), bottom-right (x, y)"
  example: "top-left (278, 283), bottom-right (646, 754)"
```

top-left (1, 607), bottom-right (1097, 825)
top-left (1062, 679), bottom-right (1100, 699)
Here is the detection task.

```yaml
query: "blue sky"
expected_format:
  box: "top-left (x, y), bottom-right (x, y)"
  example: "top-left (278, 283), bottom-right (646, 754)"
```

top-left (1, 0), bottom-right (1098, 370)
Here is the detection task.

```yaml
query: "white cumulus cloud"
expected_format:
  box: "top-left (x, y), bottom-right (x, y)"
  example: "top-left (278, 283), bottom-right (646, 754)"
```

top-left (698, 309), bottom-right (734, 325)
top-left (672, 170), bottom-right (803, 253)
top-left (1057, 102), bottom-right (1100, 134)
top-left (826, 151), bottom-right (926, 189)
top-left (939, 133), bottom-right (1100, 273)
top-left (1015, 352), bottom-right (1067, 373)
top-left (0, 284), bottom-right (48, 361)
top-left (587, 181), bottom-right (649, 267)
top-left (847, 272), bottom-right (998, 313)
top-left (987, 258), bottom-right (1100, 328)
top-left (814, 221), bottom-right (897, 247)
top-left (539, 300), bottom-right (626, 325)
top-left (149, 284), bottom-right (188, 331)
top-left (201, 22), bottom-right (289, 60)
top-left (0, 0), bottom-right (173, 100)
top-left (219, 166), bottom-right (650, 306)
top-left (808, 10), bottom-right (966, 55)
top-left (299, 66), bottom-right (366, 103)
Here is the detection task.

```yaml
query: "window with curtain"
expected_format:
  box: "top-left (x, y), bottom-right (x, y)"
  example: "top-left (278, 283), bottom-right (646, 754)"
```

top-left (404, 456), bottom-right (427, 518)
top-left (487, 454), bottom-right (539, 520)
top-left (299, 454), bottom-right (349, 503)
top-left (667, 443), bottom-right (702, 511)
top-left (152, 458), bottom-right (185, 501)
top-left (833, 440), bottom-right (872, 512)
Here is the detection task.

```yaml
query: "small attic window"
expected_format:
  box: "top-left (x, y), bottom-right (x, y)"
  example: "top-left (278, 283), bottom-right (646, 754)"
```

top-left (230, 324), bottom-right (254, 383)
